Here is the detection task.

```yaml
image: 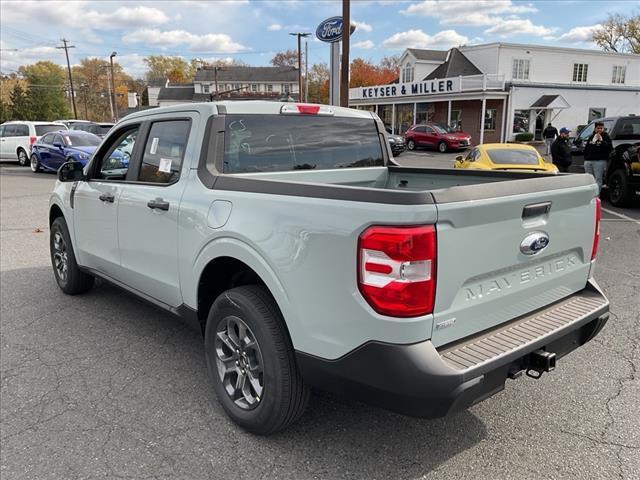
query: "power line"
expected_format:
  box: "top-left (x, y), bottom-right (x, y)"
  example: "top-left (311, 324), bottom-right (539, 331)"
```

top-left (56, 38), bottom-right (77, 119)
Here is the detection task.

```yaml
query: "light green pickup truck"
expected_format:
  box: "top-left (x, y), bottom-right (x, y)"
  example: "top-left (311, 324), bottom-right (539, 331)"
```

top-left (49, 101), bottom-right (609, 434)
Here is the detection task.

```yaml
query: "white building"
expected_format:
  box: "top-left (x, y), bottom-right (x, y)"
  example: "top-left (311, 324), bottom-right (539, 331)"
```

top-left (349, 42), bottom-right (639, 142)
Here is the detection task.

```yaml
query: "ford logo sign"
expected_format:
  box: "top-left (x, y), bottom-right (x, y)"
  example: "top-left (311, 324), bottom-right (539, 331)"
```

top-left (520, 232), bottom-right (550, 255)
top-left (316, 16), bottom-right (344, 43)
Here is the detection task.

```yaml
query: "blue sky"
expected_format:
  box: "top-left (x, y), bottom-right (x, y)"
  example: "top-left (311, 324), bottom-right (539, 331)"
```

top-left (0, 0), bottom-right (635, 78)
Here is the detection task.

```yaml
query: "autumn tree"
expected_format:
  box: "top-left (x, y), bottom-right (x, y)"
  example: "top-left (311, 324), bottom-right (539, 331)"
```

top-left (143, 55), bottom-right (194, 82)
top-left (349, 58), bottom-right (398, 88)
top-left (306, 63), bottom-right (329, 104)
top-left (73, 58), bottom-right (132, 121)
top-left (271, 50), bottom-right (299, 68)
top-left (592, 13), bottom-right (640, 54)
top-left (380, 55), bottom-right (401, 74)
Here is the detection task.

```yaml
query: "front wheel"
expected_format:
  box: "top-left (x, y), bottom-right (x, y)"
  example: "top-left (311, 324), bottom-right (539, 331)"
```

top-left (438, 141), bottom-right (448, 153)
top-left (50, 217), bottom-right (94, 294)
top-left (608, 169), bottom-right (633, 207)
top-left (30, 154), bottom-right (41, 173)
top-left (17, 148), bottom-right (28, 166)
top-left (407, 139), bottom-right (416, 151)
top-left (204, 285), bottom-right (309, 434)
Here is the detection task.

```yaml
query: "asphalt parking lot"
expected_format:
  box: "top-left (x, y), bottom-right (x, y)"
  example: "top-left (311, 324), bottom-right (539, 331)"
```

top-left (1, 159), bottom-right (638, 479)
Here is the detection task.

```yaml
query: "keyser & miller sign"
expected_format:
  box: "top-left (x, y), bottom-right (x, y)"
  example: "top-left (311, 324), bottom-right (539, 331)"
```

top-left (351, 77), bottom-right (461, 100)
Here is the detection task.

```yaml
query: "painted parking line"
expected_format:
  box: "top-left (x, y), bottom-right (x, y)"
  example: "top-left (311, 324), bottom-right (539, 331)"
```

top-left (601, 207), bottom-right (640, 225)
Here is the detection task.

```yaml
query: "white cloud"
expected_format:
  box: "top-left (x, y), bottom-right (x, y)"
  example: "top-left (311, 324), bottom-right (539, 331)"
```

top-left (122, 28), bottom-right (249, 53)
top-left (555, 24), bottom-right (601, 43)
top-left (484, 19), bottom-right (556, 37)
top-left (0, 45), bottom-right (63, 73)
top-left (353, 40), bottom-right (375, 49)
top-left (382, 29), bottom-right (469, 50)
top-left (352, 20), bottom-right (373, 33)
top-left (268, 23), bottom-right (283, 31)
top-left (402, 0), bottom-right (536, 17)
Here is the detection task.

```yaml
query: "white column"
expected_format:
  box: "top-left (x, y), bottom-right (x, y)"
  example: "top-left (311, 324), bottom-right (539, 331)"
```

top-left (500, 97), bottom-right (507, 143)
top-left (447, 100), bottom-right (452, 127)
top-left (480, 98), bottom-right (486, 145)
top-left (391, 104), bottom-right (396, 135)
top-left (413, 102), bottom-right (417, 126)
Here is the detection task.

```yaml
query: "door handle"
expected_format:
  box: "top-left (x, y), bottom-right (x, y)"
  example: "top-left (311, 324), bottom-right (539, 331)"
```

top-left (99, 193), bottom-right (115, 203)
top-left (147, 198), bottom-right (170, 211)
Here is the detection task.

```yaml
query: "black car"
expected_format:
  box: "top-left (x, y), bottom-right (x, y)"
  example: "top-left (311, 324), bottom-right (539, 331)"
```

top-left (571, 115), bottom-right (639, 159)
top-left (606, 142), bottom-right (640, 207)
top-left (387, 133), bottom-right (406, 156)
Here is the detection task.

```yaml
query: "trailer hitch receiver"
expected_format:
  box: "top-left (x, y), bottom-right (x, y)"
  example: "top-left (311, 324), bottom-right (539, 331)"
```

top-left (526, 349), bottom-right (556, 379)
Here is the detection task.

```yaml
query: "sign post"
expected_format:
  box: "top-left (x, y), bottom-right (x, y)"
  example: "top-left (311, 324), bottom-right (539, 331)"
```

top-left (316, 16), bottom-right (355, 106)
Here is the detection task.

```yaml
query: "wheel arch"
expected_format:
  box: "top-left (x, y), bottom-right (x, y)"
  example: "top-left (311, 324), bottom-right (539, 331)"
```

top-left (49, 203), bottom-right (65, 226)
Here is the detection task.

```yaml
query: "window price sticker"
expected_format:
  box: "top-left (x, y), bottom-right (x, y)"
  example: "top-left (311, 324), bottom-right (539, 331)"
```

top-left (159, 157), bottom-right (172, 173)
top-left (150, 137), bottom-right (159, 155)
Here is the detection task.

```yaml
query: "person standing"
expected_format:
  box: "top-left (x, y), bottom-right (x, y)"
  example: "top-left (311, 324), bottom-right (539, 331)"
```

top-left (542, 123), bottom-right (558, 156)
top-left (551, 127), bottom-right (572, 172)
top-left (583, 121), bottom-right (612, 193)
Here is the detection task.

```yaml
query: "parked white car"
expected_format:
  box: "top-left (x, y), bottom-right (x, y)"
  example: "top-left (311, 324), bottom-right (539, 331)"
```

top-left (0, 121), bottom-right (68, 166)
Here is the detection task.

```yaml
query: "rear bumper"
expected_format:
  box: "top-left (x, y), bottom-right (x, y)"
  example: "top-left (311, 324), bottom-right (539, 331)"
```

top-left (296, 279), bottom-right (609, 418)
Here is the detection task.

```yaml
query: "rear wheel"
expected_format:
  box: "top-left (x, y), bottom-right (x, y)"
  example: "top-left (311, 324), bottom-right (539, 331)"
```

top-left (30, 154), bottom-right (41, 173)
top-left (50, 217), bottom-right (94, 294)
top-left (608, 169), bottom-right (633, 207)
top-left (407, 139), bottom-right (416, 151)
top-left (17, 148), bottom-right (28, 166)
top-left (438, 141), bottom-right (448, 153)
top-left (204, 285), bottom-right (309, 434)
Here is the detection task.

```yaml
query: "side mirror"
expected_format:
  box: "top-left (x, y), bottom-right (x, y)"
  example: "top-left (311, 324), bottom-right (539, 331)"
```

top-left (455, 155), bottom-right (463, 161)
top-left (58, 161), bottom-right (85, 182)
top-left (53, 141), bottom-right (64, 149)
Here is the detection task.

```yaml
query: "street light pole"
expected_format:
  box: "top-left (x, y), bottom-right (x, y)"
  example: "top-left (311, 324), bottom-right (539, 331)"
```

top-left (340, 0), bottom-right (351, 107)
top-left (289, 32), bottom-right (310, 101)
top-left (109, 52), bottom-right (118, 122)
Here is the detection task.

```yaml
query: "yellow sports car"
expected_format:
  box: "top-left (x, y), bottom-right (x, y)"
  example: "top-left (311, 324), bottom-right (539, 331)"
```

top-left (453, 143), bottom-right (558, 173)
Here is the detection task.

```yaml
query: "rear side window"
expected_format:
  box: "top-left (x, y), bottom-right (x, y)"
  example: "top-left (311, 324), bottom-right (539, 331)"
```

top-left (222, 114), bottom-right (384, 173)
top-left (486, 149), bottom-right (540, 165)
top-left (15, 124), bottom-right (29, 136)
top-left (36, 125), bottom-right (64, 136)
top-left (614, 117), bottom-right (640, 140)
top-left (138, 120), bottom-right (190, 183)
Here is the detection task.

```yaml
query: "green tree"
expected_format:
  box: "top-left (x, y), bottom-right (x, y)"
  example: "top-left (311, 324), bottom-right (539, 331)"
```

top-left (9, 83), bottom-right (31, 119)
top-left (19, 61), bottom-right (70, 120)
top-left (592, 13), bottom-right (640, 54)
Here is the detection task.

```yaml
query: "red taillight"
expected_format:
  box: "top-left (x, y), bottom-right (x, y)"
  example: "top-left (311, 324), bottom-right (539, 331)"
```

top-left (358, 225), bottom-right (436, 317)
top-left (591, 197), bottom-right (601, 260)
top-left (29, 136), bottom-right (37, 146)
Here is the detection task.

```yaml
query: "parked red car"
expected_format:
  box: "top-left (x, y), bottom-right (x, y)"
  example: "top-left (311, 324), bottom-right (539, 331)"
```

top-left (405, 123), bottom-right (472, 153)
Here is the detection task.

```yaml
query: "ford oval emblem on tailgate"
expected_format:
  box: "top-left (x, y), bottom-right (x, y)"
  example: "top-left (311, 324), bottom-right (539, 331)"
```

top-left (520, 231), bottom-right (550, 255)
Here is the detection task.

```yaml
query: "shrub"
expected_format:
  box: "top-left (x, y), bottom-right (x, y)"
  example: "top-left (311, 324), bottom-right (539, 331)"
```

top-left (515, 132), bottom-right (534, 142)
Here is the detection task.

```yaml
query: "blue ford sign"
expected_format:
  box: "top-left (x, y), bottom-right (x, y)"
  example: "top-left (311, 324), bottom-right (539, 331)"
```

top-left (316, 16), bottom-right (345, 43)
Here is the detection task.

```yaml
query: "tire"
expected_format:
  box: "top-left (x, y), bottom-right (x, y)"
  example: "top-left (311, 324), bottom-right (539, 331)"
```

top-left (407, 139), bottom-right (416, 151)
top-left (204, 285), bottom-right (309, 435)
top-left (17, 148), bottom-right (28, 166)
top-left (438, 141), bottom-right (448, 153)
top-left (608, 169), bottom-right (633, 207)
top-left (30, 154), bottom-right (41, 173)
top-left (50, 217), bottom-right (94, 294)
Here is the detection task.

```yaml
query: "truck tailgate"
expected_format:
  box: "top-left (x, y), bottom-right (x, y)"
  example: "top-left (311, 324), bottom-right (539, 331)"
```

top-left (431, 174), bottom-right (599, 348)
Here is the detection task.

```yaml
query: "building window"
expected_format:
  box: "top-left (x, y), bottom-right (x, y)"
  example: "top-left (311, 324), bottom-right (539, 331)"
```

top-left (484, 108), bottom-right (497, 130)
top-left (282, 84), bottom-right (290, 93)
top-left (513, 110), bottom-right (530, 133)
top-left (450, 110), bottom-right (462, 130)
top-left (612, 66), bottom-right (626, 84)
top-left (266, 84), bottom-right (273, 93)
top-left (395, 104), bottom-right (413, 135)
top-left (573, 63), bottom-right (588, 82)
top-left (251, 84), bottom-right (258, 92)
top-left (416, 102), bottom-right (435, 124)
top-left (203, 84), bottom-right (210, 94)
top-left (589, 107), bottom-right (606, 122)
top-left (512, 59), bottom-right (530, 80)
top-left (402, 63), bottom-right (414, 83)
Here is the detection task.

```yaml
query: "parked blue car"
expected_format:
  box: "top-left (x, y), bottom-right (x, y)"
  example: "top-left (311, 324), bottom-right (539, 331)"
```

top-left (30, 130), bottom-right (102, 173)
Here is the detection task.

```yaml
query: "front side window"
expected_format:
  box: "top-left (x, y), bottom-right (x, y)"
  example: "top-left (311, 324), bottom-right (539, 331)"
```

top-left (512, 59), bottom-right (530, 80)
top-left (93, 127), bottom-right (139, 180)
top-left (222, 115), bottom-right (384, 173)
top-left (612, 66), bottom-right (626, 84)
top-left (573, 63), bottom-right (588, 82)
top-left (578, 123), bottom-right (595, 141)
top-left (138, 120), bottom-right (190, 184)
top-left (40, 133), bottom-right (54, 144)
top-left (53, 134), bottom-right (65, 145)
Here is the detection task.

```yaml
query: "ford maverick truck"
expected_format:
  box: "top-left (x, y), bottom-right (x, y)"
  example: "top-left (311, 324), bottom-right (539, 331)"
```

top-left (49, 101), bottom-right (609, 434)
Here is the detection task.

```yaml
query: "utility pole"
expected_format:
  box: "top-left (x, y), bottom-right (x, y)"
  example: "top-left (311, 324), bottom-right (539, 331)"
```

top-left (57, 38), bottom-right (77, 119)
top-left (110, 52), bottom-right (118, 122)
top-left (340, 0), bottom-right (350, 107)
top-left (80, 83), bottom-right (88, 119)
top-left (305, 40), bottom-right (309, 103)
top-left (289, 32), bottom-right (310, 102)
